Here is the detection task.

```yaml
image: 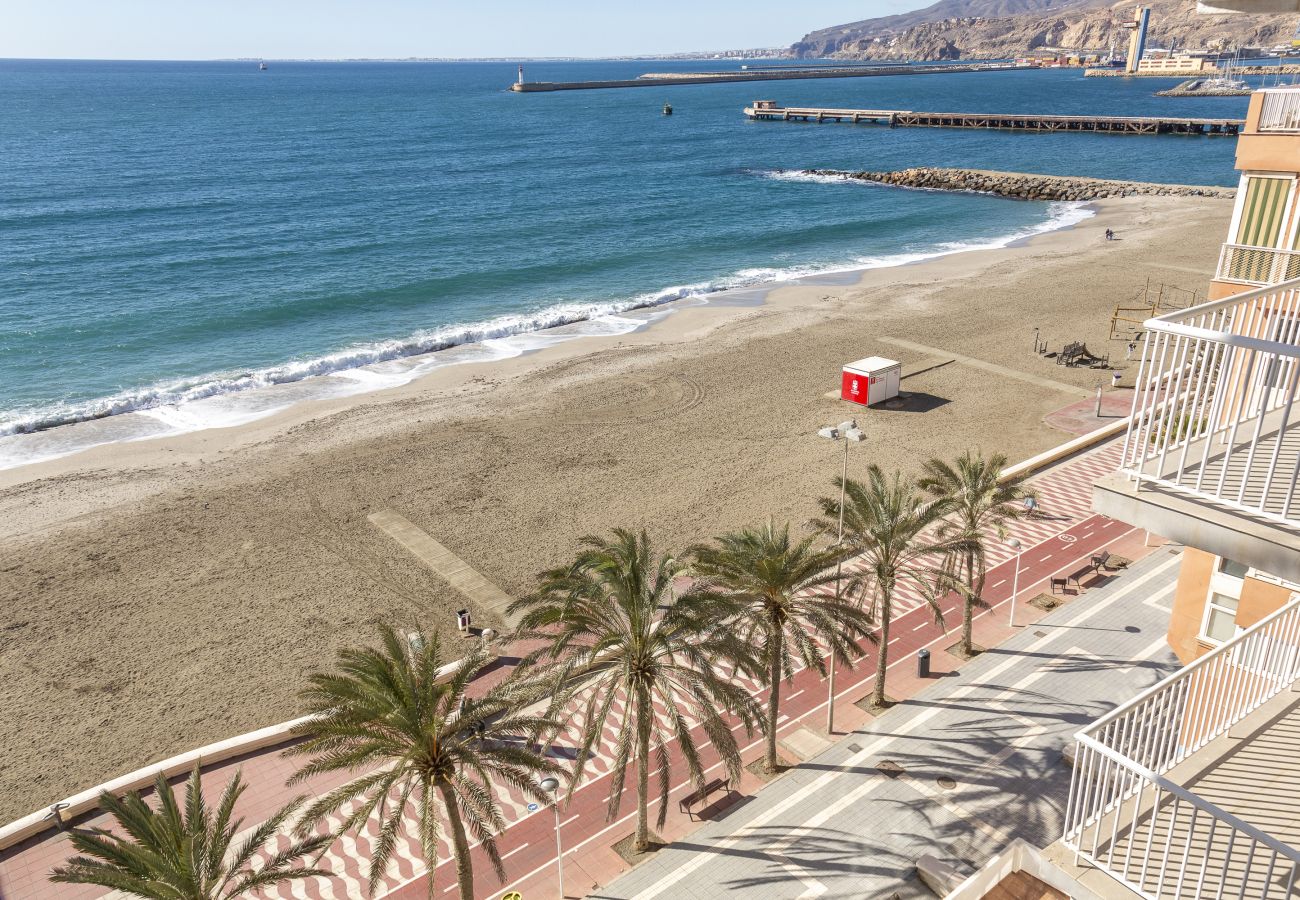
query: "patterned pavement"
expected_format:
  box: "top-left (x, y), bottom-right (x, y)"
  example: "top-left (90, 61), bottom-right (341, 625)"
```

top-left (0, 436), bottom-right (1139, 900)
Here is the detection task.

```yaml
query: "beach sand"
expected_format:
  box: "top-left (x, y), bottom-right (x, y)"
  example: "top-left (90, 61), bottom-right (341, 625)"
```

top-left (0, 194), bottom-right (1230, 820)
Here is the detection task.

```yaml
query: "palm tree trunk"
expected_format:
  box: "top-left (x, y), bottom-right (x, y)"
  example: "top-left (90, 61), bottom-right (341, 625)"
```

top-left (766, 626), bottom-right (783, 773)
top-left (961, 551), bottom-right (975, 656)
top-left (873, 589), bottom-right (892, 707)
top-left (439, 782), bottom-right (475, 900)
top-left (635, 700), bottom-right (651, 852)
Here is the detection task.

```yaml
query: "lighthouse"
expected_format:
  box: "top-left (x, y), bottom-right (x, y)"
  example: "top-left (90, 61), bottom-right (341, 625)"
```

top-left (517, 65), bottom-right (524, 85)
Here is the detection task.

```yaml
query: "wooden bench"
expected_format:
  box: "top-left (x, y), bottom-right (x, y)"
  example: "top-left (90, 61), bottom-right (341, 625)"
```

top-left (679, 777), bottom-right (731, 819)
top-left (1056, 342), bottom-right (1085, 367)
top-left (1091, 551), bottom-right (1112, 572)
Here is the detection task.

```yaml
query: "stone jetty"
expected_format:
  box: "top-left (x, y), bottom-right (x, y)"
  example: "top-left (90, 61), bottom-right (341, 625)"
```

top-left (801, 167), bottom-right (1235, 201)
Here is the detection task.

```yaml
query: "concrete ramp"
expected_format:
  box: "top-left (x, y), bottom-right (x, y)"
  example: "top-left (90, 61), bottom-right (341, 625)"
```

top-left (367, 510), bottom-right (518, 626)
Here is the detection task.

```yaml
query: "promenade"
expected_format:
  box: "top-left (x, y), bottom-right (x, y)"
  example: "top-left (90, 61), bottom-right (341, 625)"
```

top-left (601, 548), bottom-right (1182, 899)
top-left (0, 434), bottom-right (1163, 900)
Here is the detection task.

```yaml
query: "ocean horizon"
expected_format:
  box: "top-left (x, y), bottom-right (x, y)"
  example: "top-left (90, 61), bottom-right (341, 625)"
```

top-left (0, 58), bottom-right (1248, 468)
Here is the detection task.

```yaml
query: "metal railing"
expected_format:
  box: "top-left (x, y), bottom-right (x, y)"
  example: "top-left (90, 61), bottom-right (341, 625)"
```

top-left (1257, 88), bottom-right (1300, 134)
top-left (1119, 278), bottom-right (1300, 528)
top-left (1217, 243), bottom-right (1300, 287)
top-left (1063, 594), bottom-right (1300, 899)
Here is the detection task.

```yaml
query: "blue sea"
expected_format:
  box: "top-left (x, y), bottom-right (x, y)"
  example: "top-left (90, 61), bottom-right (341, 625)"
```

top-left (0, 58), bottom-right (1254, 467)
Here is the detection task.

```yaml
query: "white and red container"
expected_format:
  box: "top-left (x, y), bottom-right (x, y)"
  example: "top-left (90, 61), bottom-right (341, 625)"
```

top-left (841, 357), bottom-right (901, 407)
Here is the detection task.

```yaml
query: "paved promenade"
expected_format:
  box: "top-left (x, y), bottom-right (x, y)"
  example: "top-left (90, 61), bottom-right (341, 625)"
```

top-left (599, 547), bottom-right (1183, 900)
top-left (0, 435), bottom-right (1159, 900)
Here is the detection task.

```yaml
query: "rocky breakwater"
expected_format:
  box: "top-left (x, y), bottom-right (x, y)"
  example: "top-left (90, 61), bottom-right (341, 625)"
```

top-left (803, 167), bottom-right (1235, 201)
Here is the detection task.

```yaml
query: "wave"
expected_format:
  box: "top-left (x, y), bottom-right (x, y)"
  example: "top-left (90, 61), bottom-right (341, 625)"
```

top-left (0, 199), bottom-right (1094, 441)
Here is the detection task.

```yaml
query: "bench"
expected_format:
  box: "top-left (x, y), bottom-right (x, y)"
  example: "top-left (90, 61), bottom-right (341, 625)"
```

top-left (679, 777), bottom-right (731, 819)
top-left (1056, 342), bottom-right (1085, 367)
top-left (1056, 341), bottom-right (1110, 369)
top-left (1091, 551), bottom-right (1112, 572)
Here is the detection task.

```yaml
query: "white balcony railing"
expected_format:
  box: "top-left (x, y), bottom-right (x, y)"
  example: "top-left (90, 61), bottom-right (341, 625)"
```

top-left (1257, 87), bottom-right (1300, 134)
top-left (1217, 243), bottom-right (1300, 287)
top-left (1119, 278), bottom-right (1300, 529)
top-left (1063, 593), bottom-right (1300, 899)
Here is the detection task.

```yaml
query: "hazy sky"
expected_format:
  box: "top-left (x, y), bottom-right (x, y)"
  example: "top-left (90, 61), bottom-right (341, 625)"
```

top-left (1, 1), bottom-right (922, 60)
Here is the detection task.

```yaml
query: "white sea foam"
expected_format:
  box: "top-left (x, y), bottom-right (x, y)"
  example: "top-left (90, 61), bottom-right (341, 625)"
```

top-left (0, 199), bottom-right (1093, 469)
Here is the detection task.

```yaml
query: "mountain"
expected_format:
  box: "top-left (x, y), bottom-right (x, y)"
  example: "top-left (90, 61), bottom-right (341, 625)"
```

top-left (791, 0), bottom-right (1105, 56)
top-left (791, 0), bottom-right (1298, 59)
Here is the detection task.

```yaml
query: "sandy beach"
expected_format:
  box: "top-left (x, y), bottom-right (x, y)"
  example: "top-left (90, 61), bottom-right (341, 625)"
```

top-left (0, 193), bottom-right (1230, 821)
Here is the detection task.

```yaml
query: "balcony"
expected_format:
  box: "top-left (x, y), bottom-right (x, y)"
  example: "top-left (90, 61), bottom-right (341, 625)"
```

top-left (1257, 88), bottom-right (1300, 134)
top-left (1062, 592), bottom-right (1300, 899)
top-left (1093, 278), bottom-right (1300, 582)
top-left (1217, 244), bottom-right (1300, 288)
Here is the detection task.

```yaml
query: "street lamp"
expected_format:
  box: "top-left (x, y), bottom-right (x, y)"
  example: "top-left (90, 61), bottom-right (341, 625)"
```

top-left (817, 420), bottom-right (864, 734)
top-left (539, 776), bottom-right (564, 898)
top-left (1007, 538), bottom-right (1023, 628)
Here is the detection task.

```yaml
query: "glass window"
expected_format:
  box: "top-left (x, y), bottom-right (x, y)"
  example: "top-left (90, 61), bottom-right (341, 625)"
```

top-left (1218, 558), bottom-right (1249, 579)
top-left (1205, 608), bottom-right (1237, 643)
top-left (1202, 592), bottom-right (1241, 644)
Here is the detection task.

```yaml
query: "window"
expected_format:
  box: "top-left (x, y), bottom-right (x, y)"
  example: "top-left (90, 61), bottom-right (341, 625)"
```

top-left (1219, 558), bottom-right (1250, 579)
top-left (1203, 592), bottom-right (1241, 644)
top-left (1202, 556), bottom-right (1246, 645)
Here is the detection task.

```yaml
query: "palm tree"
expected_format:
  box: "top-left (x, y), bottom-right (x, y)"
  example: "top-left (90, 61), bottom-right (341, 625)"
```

top-left (287, 625), bottom-right (560, 900)
top-left (50, 765), bottom-right (330, 899)
top-left (690, 520), bottom-right (876, 773)
top-left (920, 450), bottom-right (1034, 657)
top-left (509, 528), bottom-right (761, 853)
top-left (817, 465), bottom-right (972, 708)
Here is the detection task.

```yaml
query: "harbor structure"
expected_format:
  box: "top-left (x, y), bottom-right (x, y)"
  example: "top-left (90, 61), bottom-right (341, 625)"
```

top-left (508, 61), bottom-right (1030, 92)
top-left (743, 100), bottom-right (1245, 135)
top-left (1123, 5), bottom-right (1153, 73)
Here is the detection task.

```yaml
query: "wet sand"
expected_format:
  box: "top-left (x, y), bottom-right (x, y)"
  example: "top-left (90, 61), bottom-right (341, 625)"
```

top-left (0, 194), bottom-right (1229, 820)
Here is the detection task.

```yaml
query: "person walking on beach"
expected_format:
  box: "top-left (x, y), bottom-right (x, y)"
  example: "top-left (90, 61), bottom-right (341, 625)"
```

top-left (1105, 228), bottom-right (1115, 241)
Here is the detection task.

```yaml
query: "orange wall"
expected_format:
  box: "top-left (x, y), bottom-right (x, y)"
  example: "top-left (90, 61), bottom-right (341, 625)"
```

top-left (1235, 133), bottom-right (1300, 174)
top-left (1170, 548), bottom-right (1215, 664)
top-left (1209, 280), bottom-right (1247, 300)
top-left (1168, 550), bottom-right (1296, 663)
top-left (1237, 577), bottom-right (1295, 628)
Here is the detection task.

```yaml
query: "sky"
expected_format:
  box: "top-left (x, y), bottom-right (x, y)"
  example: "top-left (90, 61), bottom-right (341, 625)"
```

top-left (0, 0), bottom-right (923, 60)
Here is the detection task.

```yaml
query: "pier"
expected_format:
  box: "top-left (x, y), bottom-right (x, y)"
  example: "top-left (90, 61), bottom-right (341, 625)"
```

top-left (509, 61), bottom-right (1031, 92)
top-left (742, 102), bottom-right (1244, 135)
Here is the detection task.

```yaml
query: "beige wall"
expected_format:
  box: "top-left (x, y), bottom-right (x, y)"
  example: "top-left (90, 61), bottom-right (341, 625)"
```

top-left (1170, 548), bottom-right (1216, 664)
top-left (1237, 576), bottom-right (1295, 628)
top-left (1234, 92), bottom-right (1300, 225)
top-left (1168, 549), bottom-right (1296, 663)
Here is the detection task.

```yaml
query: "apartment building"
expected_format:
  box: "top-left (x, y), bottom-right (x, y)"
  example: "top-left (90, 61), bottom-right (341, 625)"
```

top-left (1094, 85), bottom-right (1300, 667)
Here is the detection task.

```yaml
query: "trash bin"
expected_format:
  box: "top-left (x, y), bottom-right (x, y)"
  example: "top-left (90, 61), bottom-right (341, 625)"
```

top-left (918, 648), bottom-right (931, 678)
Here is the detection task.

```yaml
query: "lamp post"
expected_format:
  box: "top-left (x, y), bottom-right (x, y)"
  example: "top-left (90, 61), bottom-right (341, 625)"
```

top-left (1007, 538), bottom-right (1023, 628)
top-left (817, 420), bottom-right (864, 734)
top-left (539, 776), bottom-right (564, 898)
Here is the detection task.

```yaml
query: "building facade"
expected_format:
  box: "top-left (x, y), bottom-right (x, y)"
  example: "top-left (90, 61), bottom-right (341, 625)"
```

top-left (1095, 85), bottom-right (1300, 667)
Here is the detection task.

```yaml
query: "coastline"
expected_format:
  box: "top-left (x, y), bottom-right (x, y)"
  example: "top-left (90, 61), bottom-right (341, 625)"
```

top-left (0, 192), bottom-right (1092, 469)
top-left (0, 193), bottom-right (1231, 818)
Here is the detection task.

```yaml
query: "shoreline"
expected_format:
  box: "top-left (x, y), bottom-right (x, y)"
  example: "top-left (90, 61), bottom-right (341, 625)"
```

top-left (0, 196), bottom-right (1093, 473)
top-left (0, 193), bottom-right (1230, 818)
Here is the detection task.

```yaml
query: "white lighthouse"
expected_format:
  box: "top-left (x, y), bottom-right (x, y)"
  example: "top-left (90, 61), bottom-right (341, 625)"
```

top-left (517, 65), bottom-right (524, 85)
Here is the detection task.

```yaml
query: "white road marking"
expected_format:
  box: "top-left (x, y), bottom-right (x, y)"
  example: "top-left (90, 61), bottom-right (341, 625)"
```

top-left (630, 555), bottom-right (1181, 900)
top-left (501, 842), bottom-right (530, 860)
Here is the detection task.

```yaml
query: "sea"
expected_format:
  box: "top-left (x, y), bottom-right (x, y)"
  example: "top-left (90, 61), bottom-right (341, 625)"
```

top-left (0, 58), bottom-right (1261, 468)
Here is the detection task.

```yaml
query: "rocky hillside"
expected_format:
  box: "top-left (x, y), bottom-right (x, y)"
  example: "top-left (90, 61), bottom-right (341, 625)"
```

top-left (792, 0), bottom-right (1103, 56)
top-left (793, 0), bottom-right (1298, 60)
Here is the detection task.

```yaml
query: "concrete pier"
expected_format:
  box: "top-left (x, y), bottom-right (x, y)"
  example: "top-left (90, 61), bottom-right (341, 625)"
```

top-left (509, 62), bottom-right (1031, 92)
top-left (743, 102), bottom-right (1244, 135)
